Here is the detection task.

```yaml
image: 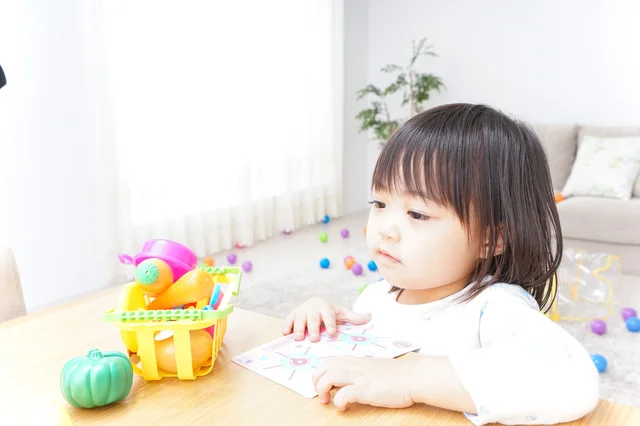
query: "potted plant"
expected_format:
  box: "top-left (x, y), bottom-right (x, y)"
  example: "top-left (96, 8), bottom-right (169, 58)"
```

top-left (356, 37), bottom-right (444, 146)
top-left (356, 38), bottom-right (444, 199)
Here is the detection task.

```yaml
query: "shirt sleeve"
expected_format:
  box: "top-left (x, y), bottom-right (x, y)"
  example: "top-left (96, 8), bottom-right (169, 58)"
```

top-left (448, 286), bottom-right (600, 425)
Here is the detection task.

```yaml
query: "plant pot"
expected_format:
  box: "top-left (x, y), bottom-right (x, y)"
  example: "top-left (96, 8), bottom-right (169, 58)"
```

top-left (366, 140), bottom-right (382, 205)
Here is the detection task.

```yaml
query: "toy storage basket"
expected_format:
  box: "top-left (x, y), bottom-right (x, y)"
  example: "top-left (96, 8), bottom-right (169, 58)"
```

top-left (102, 269), bottom-right (241, 381)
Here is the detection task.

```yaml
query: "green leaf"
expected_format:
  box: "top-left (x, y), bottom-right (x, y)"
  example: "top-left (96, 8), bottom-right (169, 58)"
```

top-left (381, 64), bottom-right (403, 73)
top-left (413, 73), bottom-right (444, 111)
top-left (356, 84), bottom-right (383, 100)
top-left (374, 120), bottom-right (400, 142)
top-left (355, 106), bottom-right (382, 132)
top-left (383, 73), bottom-right (407, 96)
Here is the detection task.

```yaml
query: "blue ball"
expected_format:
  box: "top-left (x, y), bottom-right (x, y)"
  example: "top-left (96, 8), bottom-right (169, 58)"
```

top-left (626, 316), bottom-right (640, 332)
top-left (590, 354), bottom-right (607, 373)
top-left (367, 260), bottom-right (378, 272)
top-left (322, 214), bottom-right (330, 223)
top-left (319, 258), bottom-right (330, 269)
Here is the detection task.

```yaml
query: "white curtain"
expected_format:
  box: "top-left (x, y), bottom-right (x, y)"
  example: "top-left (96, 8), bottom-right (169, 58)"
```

top-left (101, 0), bottom-right (344, 257)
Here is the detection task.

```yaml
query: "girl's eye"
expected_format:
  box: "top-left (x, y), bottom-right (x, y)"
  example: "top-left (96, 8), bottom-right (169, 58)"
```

top-left (408, 211), bottom-right (428, 221)
top-left (369, 200), bottom-right (385, 209)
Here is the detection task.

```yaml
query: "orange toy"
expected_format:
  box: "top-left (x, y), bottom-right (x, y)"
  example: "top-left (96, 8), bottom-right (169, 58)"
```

top-left (203, 256), bottom-right (215, 267)
top-left (154, 329), bottom-right (213, 374)
top-left (135, 258), bottom-right (174, 297)
top-left (555, 193), bottom-right (566, 203)
top-left (345, 258), bottom-right (356, 270)
top-left (147, 269), bottom-right (215, 310)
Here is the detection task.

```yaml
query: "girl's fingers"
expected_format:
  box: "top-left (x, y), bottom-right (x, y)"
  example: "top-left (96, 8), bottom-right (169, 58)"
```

top-left (282, 312), bottom-right (296, 335)
top-left (306, 312), bottom-right (322, 341)
top-left (293, 313), bottom-right (307, 340)
top-left (320, 307), bottom-right (337, 335)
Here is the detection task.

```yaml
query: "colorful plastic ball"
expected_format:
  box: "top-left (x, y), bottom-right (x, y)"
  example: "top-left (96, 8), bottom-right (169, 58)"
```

top-left (226, 253), bottom-right (237, 264)
top-left (345, 258), bottom-right (356, 270)
top-left (622, 307), bottom-right (637, 321)
top-left (343, 255), bottom-right (354, 263)
top-left (242, 260), bottom-right (253, 272)
top-left (319, 232), bottom-right (328, 243)
top-left (319, 258), bottom-right (330, 269)
top-left (590, 354), bottom-right (607, 373)
top-left (235, 242), bottom-right (246, 249)
top-left (283, 229), bottom-right (292, 235)
top-left (626, 317), bottom-right (640, 333)
top-left (351, 263), bottom-right (363, 276)
top-left (363, 226), bottom-right (367, 235)
top-left (590, 319), bottom-right (607, 335)
top-left (322, 215), bottom-right (330, 223)
top-left (203, 256), bottom-right (215, 267)
top-left (367, 260), bottom-right (378, 272)
top-left (340, 229), bottom-right (349, 238)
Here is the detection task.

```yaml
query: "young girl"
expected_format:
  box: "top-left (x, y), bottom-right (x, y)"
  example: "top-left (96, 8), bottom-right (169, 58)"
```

top-left (282, 103), bottom-right (599, 425)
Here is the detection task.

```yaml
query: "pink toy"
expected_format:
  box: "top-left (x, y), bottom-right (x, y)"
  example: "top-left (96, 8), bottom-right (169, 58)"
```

top-left (118, 239), bottom-right (197, 281)
top-left (236, 242), bottom-right (246, 249)
top-left (340, 229), bottom-right (350, 238)
top-left (242, 260), bottom-right (253, 272)
top-left (227, 253), bottom-right (238, 264)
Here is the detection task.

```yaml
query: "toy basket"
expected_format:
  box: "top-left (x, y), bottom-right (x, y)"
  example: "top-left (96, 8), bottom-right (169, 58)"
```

top-left (102, 267), bottom-right (241, 381)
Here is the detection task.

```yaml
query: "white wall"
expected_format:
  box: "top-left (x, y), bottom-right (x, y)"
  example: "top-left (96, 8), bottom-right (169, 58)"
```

top-left (0, 1), bottom-right (121, 312)
top-left (342, 0), bottom-right (371, 214)
top-left (367, 0), bottom-right (640, 125)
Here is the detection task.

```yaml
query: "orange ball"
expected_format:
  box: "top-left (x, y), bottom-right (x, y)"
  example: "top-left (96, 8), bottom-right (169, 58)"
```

top-left (554, 193), bottom-right (566, 203)
top-left (363, 226), bottom-right (367, 235)
top-left (345, 258), bottom-right (356, 270)
top-left (204, 256), bottom-right (215, 267)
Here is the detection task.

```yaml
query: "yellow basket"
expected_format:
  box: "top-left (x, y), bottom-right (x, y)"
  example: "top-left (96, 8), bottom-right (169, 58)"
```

top-left (102, 267), bottom-right (241, 381)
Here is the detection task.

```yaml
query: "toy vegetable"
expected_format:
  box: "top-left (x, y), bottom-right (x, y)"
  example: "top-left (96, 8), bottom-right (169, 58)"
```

top-left (155, 329), bottom-right (213, 374)
top-left (135, 258), bottom-right (174, 296)
top-left (60, 349), bottom-right (133, 409)
top-left (147, 269), bottom-right (215, 310)
top-left (115, 282), bottom-right (147, 352)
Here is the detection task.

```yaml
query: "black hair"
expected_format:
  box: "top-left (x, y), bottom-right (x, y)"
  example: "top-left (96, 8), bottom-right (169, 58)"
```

top-left (371, 103), bottom-right (561, 312)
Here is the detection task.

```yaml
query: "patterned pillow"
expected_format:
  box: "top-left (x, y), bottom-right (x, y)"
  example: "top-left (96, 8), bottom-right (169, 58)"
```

top-left (561, 135), bottom-right (640, 200)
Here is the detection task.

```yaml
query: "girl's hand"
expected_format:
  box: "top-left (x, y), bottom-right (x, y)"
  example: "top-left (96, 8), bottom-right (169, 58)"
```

top-left (282, 298), bottom-right (371, 342)
top-left (312, 356), bottom-right (416, 410)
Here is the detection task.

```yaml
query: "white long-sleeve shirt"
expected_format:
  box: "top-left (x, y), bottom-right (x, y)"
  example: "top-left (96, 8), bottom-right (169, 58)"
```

top-left (352, 281), bottom-right (600, 425)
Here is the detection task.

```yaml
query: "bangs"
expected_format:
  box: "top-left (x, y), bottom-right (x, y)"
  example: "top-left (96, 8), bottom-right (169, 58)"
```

top-left (371, 119), bottom-right (479, 227)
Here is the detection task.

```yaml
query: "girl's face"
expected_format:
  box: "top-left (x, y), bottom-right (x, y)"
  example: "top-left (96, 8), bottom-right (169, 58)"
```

top-left (366, 190), bottom-right (482, 293)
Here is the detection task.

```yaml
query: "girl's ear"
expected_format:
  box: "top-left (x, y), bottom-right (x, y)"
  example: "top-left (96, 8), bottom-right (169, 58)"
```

top-left (479, 224), bottom-right (505, 258)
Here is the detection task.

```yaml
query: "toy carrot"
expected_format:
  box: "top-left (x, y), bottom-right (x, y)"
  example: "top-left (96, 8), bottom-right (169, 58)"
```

top-left (147, 269), bottom-right (215, 310)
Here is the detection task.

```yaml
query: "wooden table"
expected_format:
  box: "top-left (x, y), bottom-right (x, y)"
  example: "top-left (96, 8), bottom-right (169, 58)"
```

top-left (1, 286), bottom-right (638, 425)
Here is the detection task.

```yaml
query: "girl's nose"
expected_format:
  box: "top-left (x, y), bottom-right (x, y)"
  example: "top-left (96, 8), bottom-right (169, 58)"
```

top-left (379, 223), bottom-right (401, 242)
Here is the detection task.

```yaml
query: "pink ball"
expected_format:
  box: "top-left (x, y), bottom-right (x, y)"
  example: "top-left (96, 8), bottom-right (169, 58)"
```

top-left (235, 242), bottom-right (246, 249)
top-left (351, 263), bottom-right (363, 276)
top-left (226, 253), bottom-right (237, 264)
top-left (340, 229), bottom-right (350, 238)
top-left (590, 319), bottom-right (607, 335)
top-left (343, 255), bottom-right (354, 263)
top-left (242, 260), bottom-right (253, 272)
top-left (622, 307), bottom-right (637, 321)
top-left (283, 229), bottom-right (292, 235)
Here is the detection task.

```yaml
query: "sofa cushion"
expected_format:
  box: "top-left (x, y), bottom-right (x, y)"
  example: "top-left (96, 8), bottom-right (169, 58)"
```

top-left (531, 124), bottom-right (578, 192)
top-left (557, 197), bottom-right (640, 245)
top-left (579, 126), bottom-right (640, 198)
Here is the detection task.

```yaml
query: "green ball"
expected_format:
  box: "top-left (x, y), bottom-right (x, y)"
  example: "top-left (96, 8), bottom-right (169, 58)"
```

top-left (319, 232), bottom-right (328, 243)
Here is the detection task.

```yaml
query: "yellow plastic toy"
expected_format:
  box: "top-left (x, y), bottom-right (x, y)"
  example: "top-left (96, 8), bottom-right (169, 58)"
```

top-left (103, 266), bottom-right (242, 380)
top-left (114, 282), bottom-right (148, 352)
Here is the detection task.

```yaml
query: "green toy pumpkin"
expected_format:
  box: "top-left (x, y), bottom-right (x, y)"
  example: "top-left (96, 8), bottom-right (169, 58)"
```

top-left (60, 349), bottom-right (133, 409)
